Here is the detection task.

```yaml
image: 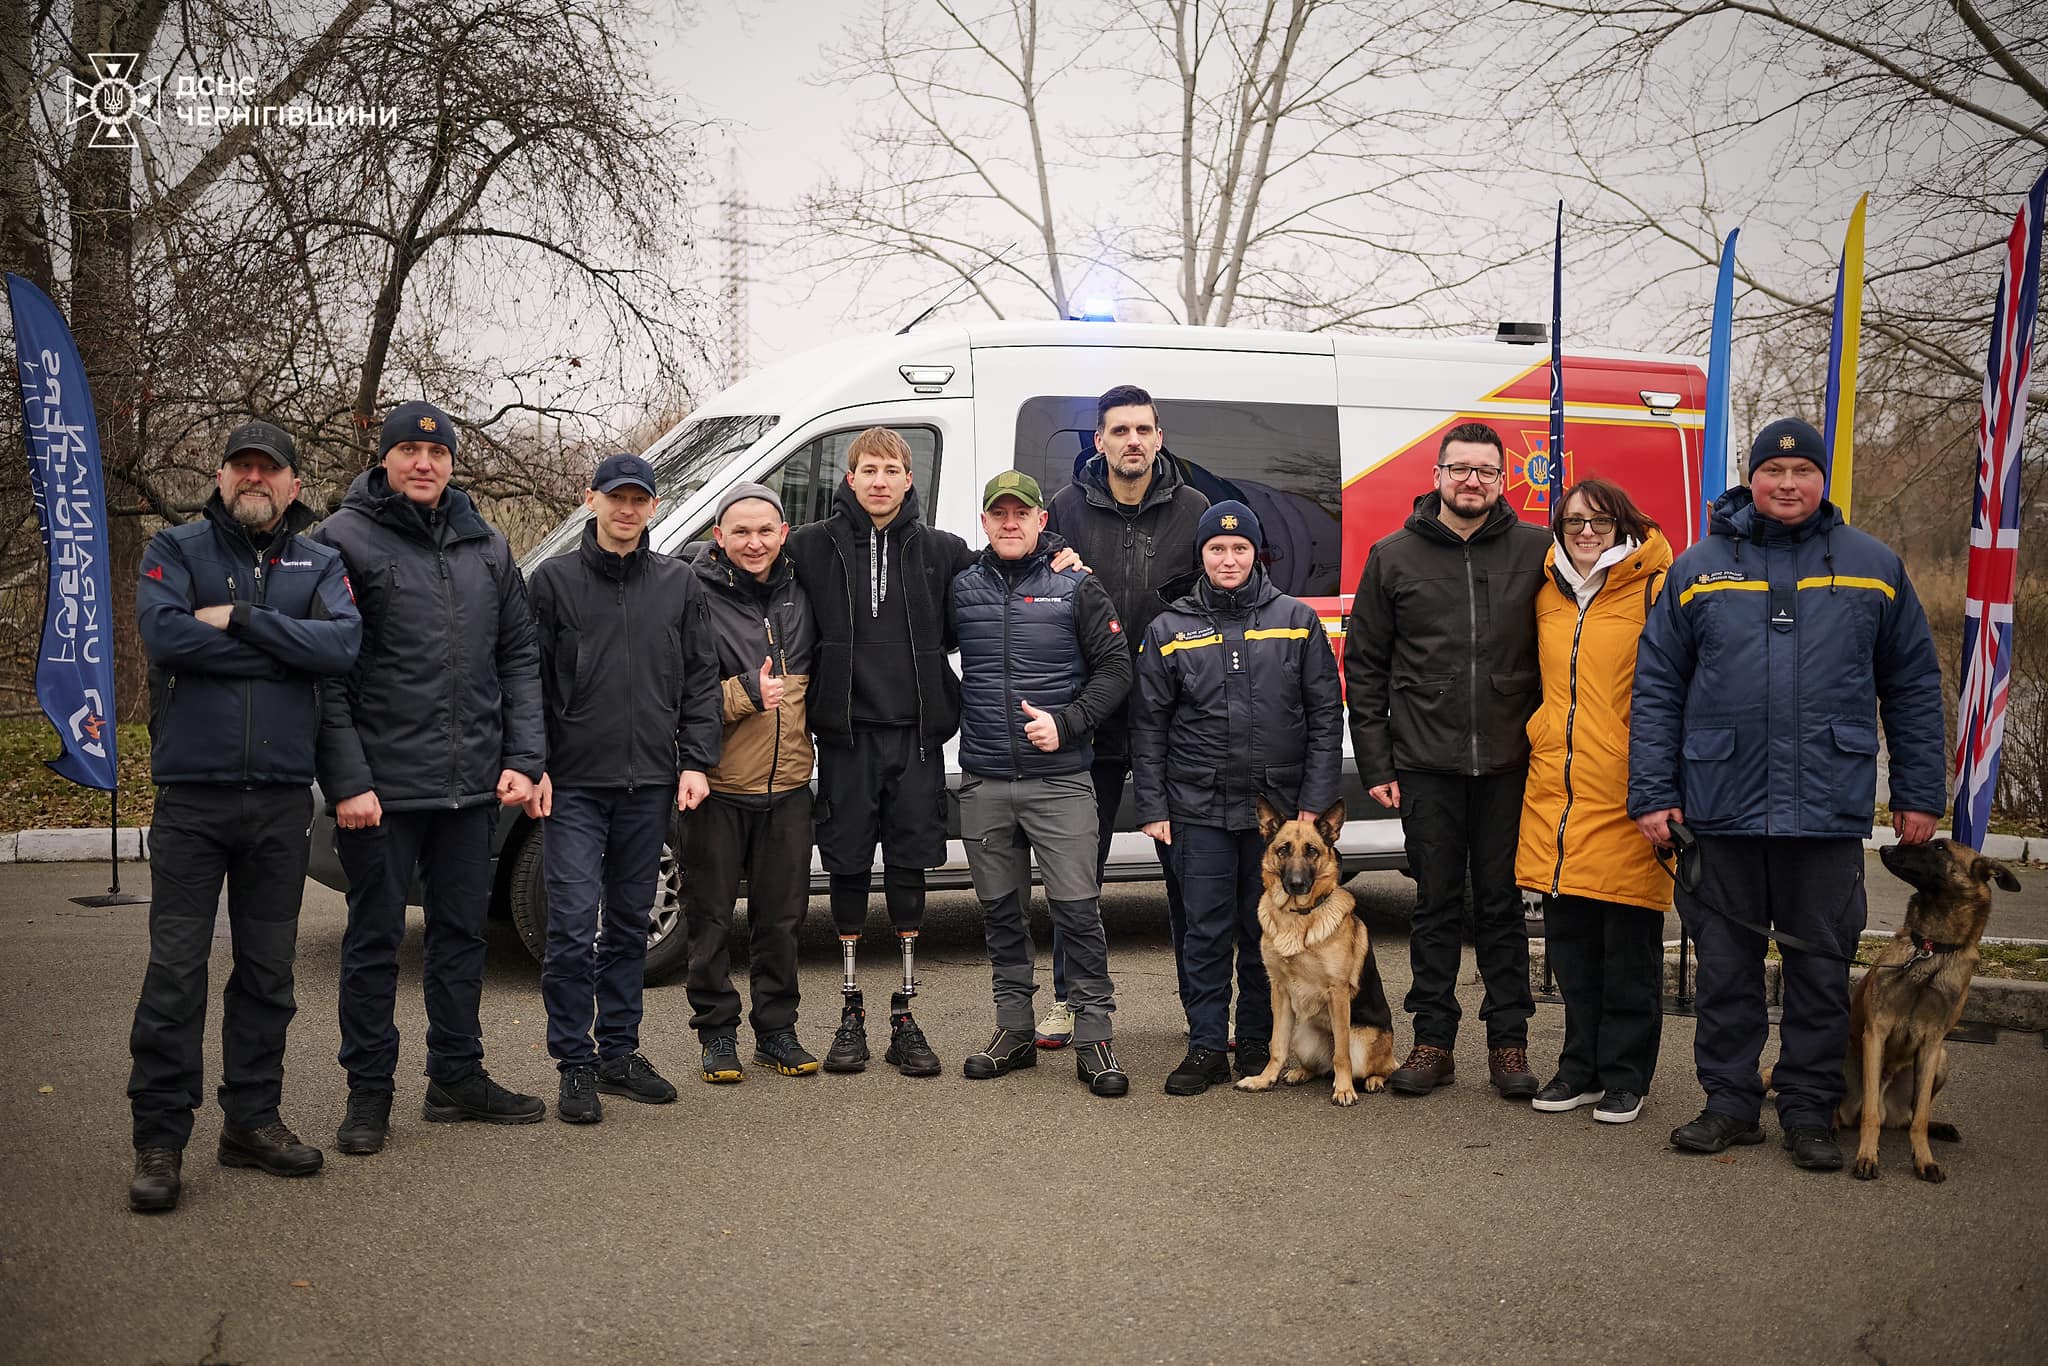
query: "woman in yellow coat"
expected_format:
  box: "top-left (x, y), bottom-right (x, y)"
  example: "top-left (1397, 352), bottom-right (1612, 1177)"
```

top-left (1516, 477), bottom-right (1673, 1125)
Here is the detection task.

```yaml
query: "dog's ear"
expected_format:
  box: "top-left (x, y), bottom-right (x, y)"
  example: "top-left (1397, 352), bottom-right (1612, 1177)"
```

top-left (1313, 800), bottom-right (1346, 849)
top-left (1257, 796), bottom-right (1286, 840)
top-left (1972, 854), bottom-right (2022, 893)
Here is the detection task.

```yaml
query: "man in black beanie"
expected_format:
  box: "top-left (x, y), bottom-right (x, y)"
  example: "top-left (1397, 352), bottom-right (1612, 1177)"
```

top-left (312, 399), bottom-right (550, 1151)
top-left (1633, 417), bottom-right (1944, 1171)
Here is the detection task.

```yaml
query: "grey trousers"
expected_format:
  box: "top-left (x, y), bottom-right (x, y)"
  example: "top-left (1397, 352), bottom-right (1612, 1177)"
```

top-left (959, 772), bottom-right (1115, 1043)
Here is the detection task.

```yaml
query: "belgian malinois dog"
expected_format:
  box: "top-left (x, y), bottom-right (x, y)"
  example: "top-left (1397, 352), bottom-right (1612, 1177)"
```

top-left (1235, 798), bottom-right (1396, 1106)
top-left (1844, 839), bottom-right (2022, 1182)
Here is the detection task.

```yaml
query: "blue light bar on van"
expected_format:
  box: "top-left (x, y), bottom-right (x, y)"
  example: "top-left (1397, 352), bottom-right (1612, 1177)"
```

top-left (1077, 298), bottom-right (1115, 322)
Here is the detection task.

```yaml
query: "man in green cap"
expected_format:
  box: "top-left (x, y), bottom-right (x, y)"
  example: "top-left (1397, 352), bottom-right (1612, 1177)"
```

top-left (947, 471), bottom-right (1134, 1095)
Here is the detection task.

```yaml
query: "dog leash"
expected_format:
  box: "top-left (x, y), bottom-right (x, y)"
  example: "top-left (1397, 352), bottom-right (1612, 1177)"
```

top-left (1652, 821), bottom-right (1920, 970)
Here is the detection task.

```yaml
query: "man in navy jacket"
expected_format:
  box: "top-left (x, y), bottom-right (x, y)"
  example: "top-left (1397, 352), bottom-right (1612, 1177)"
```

top-left (128, 421), bottom-right (361, 1213)
top-left (1631, 418), bottom-right (1944, 1171)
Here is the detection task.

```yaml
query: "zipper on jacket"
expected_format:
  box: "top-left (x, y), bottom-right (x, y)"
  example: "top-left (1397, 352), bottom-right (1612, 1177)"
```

top-left (1000, 575), bottom-right (1022, 777)
top-left (440, 547), bottom-right (459, 804)
top-left (765, 611), bottom-right (782, 797)
top-left (620, 575), bottom-right (636, 790)
top-left (903, 527), bottom-right (929, 761)
top-left (1465, 545), bottom-right (1480, 775)
top-left (1549, 604), bottom-right (1589, 896)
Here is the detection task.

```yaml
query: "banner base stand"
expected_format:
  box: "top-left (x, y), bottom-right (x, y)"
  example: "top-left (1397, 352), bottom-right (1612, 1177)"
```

top-left (71, 891), bottom-right (150, 908)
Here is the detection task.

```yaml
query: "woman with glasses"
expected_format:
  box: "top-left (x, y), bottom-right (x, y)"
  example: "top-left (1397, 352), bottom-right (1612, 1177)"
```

top-left (1515, 477), bottom-right (1673, 1125)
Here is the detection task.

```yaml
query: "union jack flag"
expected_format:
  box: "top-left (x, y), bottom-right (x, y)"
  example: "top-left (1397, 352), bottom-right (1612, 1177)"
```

top-left (1953, 167), bottom-right (2047, 851)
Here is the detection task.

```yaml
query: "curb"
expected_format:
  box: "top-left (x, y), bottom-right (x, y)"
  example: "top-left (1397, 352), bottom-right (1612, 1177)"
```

top-left (1527, 939), bottom-right (2048, 1032)
top-left (1864, 827), bottom-right (2034, 861)
top-left (0, 828), bottom-right (150, 864)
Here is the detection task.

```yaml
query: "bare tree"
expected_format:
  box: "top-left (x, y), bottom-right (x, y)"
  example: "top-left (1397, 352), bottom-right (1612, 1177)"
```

top-left (1, 1), bottom-right (708, 716)
top-left (794, 0), bottom-right (1508, 331)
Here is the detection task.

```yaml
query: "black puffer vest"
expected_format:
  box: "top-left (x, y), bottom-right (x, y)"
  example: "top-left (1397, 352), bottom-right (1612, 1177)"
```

top-left (952, 538), bottom-right (1093, 779)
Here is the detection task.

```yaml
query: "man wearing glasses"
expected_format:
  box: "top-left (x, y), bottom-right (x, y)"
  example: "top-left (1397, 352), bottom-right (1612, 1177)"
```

top-left (1345, 422), bottom-right (1550, 1100)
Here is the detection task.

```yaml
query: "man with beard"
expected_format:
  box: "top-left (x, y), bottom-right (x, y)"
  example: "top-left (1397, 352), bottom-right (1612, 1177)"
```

top-left (127, 421), bottom-right (362, 1212)
top-left (314, 401), bottom-right (548, 1151)
top-left (1345, 422), bottom-right (1548, 1100)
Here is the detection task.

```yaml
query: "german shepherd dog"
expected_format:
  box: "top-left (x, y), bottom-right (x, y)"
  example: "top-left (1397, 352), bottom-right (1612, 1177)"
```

top-left (1235, 798), bottom-right (1396, 1106)
top-left (1843, 839), bottom-right (2021, 1182)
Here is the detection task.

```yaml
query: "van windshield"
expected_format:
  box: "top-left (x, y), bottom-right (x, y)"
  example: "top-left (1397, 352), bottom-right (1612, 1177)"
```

top-left (522, 413), bottom-right (780, 566)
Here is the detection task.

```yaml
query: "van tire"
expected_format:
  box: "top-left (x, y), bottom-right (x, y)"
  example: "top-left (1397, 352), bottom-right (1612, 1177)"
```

top-left (505, 818), bottom-right (692, 985)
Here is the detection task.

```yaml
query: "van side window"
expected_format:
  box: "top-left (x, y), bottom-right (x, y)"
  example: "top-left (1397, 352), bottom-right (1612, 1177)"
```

top-left (770, 426), bottom-right (941, 530)
top-left (1014, 396), bottom-right (1341, 598)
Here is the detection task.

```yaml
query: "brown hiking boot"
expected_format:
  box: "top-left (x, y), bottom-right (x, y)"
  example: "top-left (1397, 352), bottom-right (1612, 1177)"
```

top-left (1388, 1043), bottom-right (1455, 1095)
top-left (1487, 1046), bottom-right (1540, 1100)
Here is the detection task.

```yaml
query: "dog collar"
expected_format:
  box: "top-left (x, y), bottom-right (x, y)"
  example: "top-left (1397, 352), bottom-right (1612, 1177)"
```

top-left (1917, 936), bottom-right (1964, 956)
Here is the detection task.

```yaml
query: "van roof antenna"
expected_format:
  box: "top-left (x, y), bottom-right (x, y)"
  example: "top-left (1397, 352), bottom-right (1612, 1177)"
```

top-left (896, 245), bottom-right (1014, 335)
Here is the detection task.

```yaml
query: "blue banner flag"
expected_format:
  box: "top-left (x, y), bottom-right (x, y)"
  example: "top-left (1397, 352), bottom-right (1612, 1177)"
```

top-left (1548, 201), bottom-right (1564, 509)
top-left (1702, 228), bottom-right (1740, 526)
top-left (7, 273), bottom-right (119, 790)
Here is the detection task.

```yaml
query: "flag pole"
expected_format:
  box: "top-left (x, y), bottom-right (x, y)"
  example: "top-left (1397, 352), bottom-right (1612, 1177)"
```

top-left (1823, 193), bottom-right (1868, 520)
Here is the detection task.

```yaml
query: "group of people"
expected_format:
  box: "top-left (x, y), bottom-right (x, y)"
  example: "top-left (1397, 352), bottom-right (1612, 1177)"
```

top-left (122, 385), bottom-right (1946, 1216)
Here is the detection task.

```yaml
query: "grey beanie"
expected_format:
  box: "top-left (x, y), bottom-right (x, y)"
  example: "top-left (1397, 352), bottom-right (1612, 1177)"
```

top-left (714, 481), bottom-right (784, 523)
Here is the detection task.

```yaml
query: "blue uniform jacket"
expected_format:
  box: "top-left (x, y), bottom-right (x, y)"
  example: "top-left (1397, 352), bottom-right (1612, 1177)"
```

top-left (137, 494), bottom-right (362, 786)
top-left (1628, 489), bottom-right (1945, 837)
top-left (1130, 567), bottom-right (1343, 831)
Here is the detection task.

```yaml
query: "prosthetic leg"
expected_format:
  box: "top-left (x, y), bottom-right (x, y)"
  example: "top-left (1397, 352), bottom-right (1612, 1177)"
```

top-left (882, 867), bottom-right (941, 1077)
top-left (822, 877), bottom-right (871, 1073)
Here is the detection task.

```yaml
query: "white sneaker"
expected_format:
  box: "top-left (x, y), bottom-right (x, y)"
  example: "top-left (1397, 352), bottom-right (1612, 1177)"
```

top-left (1034, 1000), bottom-right (1075, 1049)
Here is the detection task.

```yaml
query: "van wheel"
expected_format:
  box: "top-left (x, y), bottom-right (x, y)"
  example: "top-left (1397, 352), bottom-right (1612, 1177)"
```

top-left (504, 818), bottom-right (692, 985)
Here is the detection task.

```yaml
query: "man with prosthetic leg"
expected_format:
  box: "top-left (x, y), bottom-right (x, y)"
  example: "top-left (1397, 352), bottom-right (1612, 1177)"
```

top-left (785, 428), bottom-right (974, 1077)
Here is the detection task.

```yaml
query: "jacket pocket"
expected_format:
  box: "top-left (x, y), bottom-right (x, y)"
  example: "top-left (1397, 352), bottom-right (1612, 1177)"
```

top-left (554, 629), bottom-right (584, 712)
top-left (1823, 720), bottom-right (1880, 817)
top-left (1389, 672), bottom-right (1460, 760)
top-left (1678, 725), bottom-right (1740, 823)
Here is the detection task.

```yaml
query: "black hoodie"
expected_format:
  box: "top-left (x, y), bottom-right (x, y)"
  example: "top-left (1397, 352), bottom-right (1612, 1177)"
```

top-left (1044, 452), bottom-right (1208, 758)
top-left (309, 468), bottom-right (546, 811)
top-left (784, 480), bottom-right (972, 750)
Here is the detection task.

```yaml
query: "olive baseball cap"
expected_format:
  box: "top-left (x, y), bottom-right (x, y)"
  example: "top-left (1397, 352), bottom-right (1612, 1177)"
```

top-left (981, 470), bottom-right (1045, 510)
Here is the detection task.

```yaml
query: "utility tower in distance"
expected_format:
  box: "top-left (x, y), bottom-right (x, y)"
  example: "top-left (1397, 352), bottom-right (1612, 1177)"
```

top-left (717, 151), bottom-right (750, 389)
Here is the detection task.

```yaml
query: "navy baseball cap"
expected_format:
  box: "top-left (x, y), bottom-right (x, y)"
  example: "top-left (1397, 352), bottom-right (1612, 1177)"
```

top-left (592, 453), bottom-right (658, 496)
top-left (223, 419), bottom-right (297, 471)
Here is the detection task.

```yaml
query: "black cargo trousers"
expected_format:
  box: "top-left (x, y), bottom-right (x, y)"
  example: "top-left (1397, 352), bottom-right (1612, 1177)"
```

top-left (129, 784), bottom-right (314, 1150)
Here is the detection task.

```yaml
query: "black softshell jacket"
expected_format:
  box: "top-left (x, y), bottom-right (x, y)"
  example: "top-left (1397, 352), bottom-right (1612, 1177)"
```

top-left (528, 520), bottom-right (722, 789)
top-left (311, 469), bottom-right (545, 810)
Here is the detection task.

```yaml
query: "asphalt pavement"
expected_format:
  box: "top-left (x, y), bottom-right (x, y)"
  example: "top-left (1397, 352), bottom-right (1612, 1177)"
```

top-left (1, 855), bottom-right (2044, 1365)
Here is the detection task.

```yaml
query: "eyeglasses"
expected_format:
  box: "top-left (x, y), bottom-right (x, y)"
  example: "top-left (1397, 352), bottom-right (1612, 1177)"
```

top-left (1437, 463), bottom-right (1502, 484)
top-left (1560, 516), bottom-right (1617, 534)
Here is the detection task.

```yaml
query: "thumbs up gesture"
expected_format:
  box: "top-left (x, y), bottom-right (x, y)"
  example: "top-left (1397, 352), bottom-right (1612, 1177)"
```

top-left (1020, 699), bottom-right (1061, 752)
top-left (758, 655), bottom-right (785, 711)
